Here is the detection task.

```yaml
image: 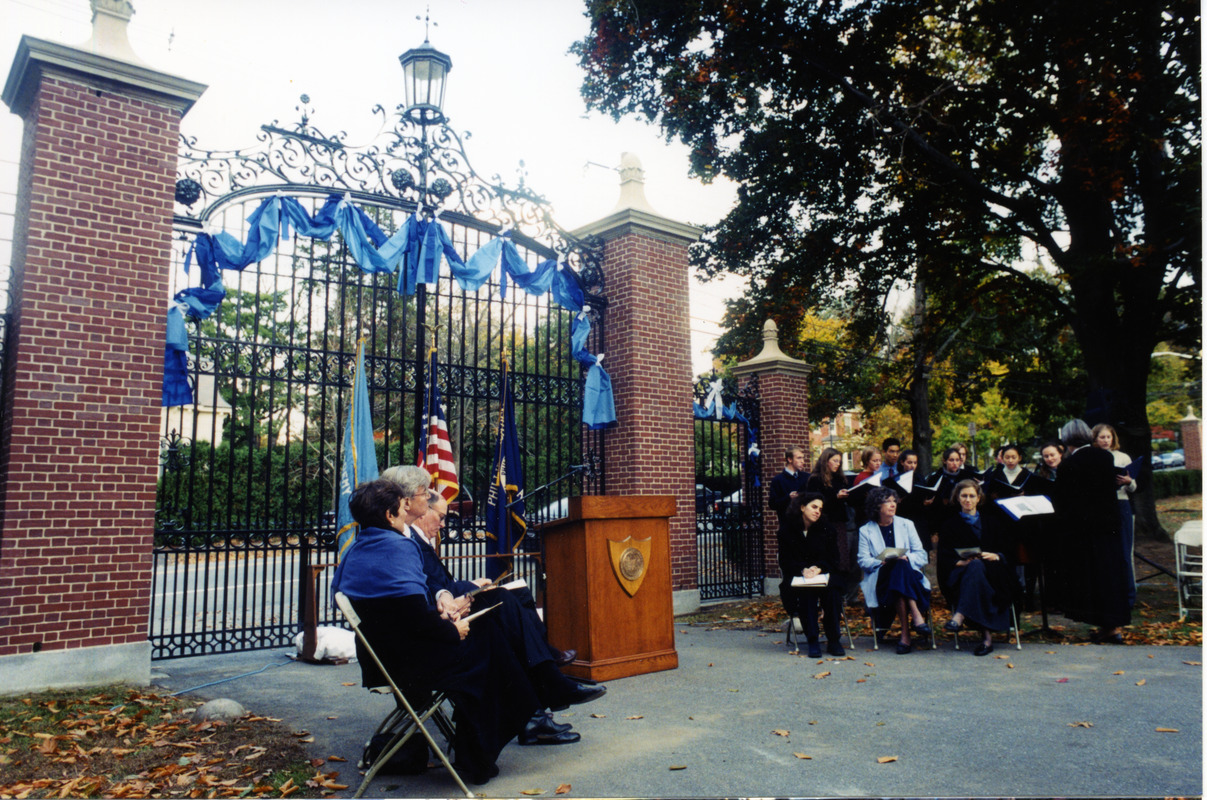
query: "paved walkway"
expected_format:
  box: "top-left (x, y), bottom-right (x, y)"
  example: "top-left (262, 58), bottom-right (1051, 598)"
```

top-left (152, 627), bottom-right (1202, 798)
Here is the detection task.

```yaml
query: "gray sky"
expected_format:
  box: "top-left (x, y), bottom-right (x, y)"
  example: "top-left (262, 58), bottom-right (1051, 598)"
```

top-left (0, 0), bottom-right (747, 374)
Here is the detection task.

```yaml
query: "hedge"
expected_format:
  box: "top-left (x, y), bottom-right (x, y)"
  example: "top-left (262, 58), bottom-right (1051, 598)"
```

top-left (1151, 468), bottom-right (1203, 500)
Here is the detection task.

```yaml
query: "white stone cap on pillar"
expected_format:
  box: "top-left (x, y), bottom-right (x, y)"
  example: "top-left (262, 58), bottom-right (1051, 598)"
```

top-left (80, 0), bottom-right (147, 66)
top-left (1180, 406), bottom-right (1199, 422)
top-left (731, 319), bottom-right (811, 378)
top-left (572, 152), bottom-right (701, 244)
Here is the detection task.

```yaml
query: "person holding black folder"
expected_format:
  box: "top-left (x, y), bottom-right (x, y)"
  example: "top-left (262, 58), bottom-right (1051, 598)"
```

top-left (1092, 423), bottom-right (1139, 607)
top-left (938, 480), bottom-right (1018, 656)
top-left (778, 492), bottom-right (845, 658)
top-left (807, 447), bottom-right (857, 596)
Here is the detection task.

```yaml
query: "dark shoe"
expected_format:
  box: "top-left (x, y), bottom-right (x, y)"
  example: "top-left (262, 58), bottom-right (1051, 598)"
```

top-left (1101, 632), bottom-right (1125, 645)
top-left (912, 623), bottom-right (932, 637)
top-left (943, 619), bottom-right (963, 633)
top-left (895, 641), bottom-right (912, 655)
top-left (549, 682), bottom-right (606, 711)
top-left (826, 643), bottom-right (845, 657)
top-left (554, 648), bottom-right (577, 666)
top-left (519, 717), bottom-right (581, 745)
top-left (807, 642), bottom-right (822, 658)
top-left (974, 642), bottom-right (994, 657)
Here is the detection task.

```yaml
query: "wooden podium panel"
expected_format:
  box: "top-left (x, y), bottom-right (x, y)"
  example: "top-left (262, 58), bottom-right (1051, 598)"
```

top-left (543, 495), bottom-right (679, 681)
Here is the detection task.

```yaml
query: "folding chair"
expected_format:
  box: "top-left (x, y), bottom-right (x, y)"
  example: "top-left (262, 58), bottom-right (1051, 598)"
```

top-left (783, 608), bottom-right (855, 653)
top-left (1174, 520), bottom-right (1202, 619)
top-left (334, 592), bottom-right (473, 798)
top-left (950, 603), bottom-right (1023, 651)
top-left (859, 596), bottom-right (936, 651)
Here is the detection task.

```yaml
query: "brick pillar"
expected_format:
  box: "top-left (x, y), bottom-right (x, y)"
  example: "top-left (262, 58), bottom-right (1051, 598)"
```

top-left (0, 18), bottom-right (204, 693)
top-left (1180, 408), bottom-right (1201, 471)
top-left (731, 320), bottom-right (811, 592)
top-left (573, 154), bottom-right (702, 613)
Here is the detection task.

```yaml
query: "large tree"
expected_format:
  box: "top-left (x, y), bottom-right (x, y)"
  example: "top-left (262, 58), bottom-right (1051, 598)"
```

top-left (575, 0), bottom-right (1200, 536)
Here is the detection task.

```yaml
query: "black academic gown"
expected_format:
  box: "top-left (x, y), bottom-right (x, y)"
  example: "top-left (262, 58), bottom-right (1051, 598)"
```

top-left (768, 469), bottom-right (810, 521)
top-left (937, 513), bottom-right (1018, 609)
top-left (1051, 445), bottom-right (1131, 628)
top-left (350, 594), bottom-right (539, 782)
top-left (777, 516), bottom-right (844, 642)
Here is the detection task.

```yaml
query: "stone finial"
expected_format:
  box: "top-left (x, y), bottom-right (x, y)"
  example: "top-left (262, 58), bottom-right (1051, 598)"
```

top-left (730, 319), bottom-right (811, 378)
top-left (81, 0), bottom-right (147, 66)
top-left (1181, 406), bottom-right (1198, 422)
top-left (610, 152), bottom-right (659, 215)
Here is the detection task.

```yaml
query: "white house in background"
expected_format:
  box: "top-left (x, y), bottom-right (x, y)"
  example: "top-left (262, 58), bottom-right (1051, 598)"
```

top-left (161, 373), bottom-right (233, 446)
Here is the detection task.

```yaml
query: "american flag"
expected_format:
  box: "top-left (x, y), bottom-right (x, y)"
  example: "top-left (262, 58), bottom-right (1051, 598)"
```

top-left (418, 348), bottom-right (459, 501)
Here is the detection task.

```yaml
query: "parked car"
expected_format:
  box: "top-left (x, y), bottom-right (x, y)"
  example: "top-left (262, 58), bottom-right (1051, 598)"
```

top-left (1152, 453), bottom-right (1166, 470)
top-left (712, 489), bottom-right (744, 513)
top-left (1161, 450), bottom-right (1186, 469)
top-left (695, 484), bottom-right (723, 513)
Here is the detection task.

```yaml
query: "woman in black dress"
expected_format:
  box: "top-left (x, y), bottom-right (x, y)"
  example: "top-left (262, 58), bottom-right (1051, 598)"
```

top-left (1052, 419), bottom-right (1132, 643)
top-left (938, 480), bottom-right (1018, 656)
top-left (778, 492), bottom-right (845, 658)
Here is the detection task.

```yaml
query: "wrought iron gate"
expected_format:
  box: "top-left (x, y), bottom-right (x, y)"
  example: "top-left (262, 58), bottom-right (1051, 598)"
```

top-left (694, 375), bottom-right (763, 601)
top-left (151, 100), bottom-right (605, 659)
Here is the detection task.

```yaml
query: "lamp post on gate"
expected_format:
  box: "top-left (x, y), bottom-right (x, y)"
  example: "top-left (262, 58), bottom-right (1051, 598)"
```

top-left (398, 19), bottom-right (453, 450)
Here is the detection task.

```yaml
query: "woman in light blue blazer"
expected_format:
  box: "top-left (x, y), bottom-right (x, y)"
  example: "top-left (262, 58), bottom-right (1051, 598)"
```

top-left (858, 487), bottom-right (931, 654)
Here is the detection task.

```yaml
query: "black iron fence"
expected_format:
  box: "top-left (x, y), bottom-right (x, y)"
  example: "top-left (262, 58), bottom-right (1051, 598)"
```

top-left (694, 374), bottom-right (763, 601)
top-left (151, 105), bottom-right (605, 659)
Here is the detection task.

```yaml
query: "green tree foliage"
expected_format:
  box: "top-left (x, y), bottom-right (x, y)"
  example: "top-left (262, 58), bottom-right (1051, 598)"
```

top-left (576, 0), bottom-right (1199, 535)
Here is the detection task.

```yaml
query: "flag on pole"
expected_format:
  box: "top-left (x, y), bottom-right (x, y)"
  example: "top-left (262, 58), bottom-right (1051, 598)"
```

top-left (417, 348), bottom-right (460, 502)
top-left (484, 357), bottom-right (526, 579)
top-left (336, 339), bottom-right (378, 560)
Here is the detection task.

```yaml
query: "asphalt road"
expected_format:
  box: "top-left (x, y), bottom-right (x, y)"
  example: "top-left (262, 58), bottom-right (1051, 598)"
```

top-left (152, 625), bottom-right (1203, 798)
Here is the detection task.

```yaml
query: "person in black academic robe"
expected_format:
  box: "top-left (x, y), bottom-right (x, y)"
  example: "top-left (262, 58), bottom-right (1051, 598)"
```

top-left (1051, 420), bottom-right (1132, 642)
top-left (332, 478), bottom-right (602, 784)
top-left (768, 447), bottom-right (811, 521)
top-left (938, 480), bottom-right (1018, 656)
top-left (921, 446), bottom-right (980, 547)
top-left (777, 492), bottom-right (846, 657)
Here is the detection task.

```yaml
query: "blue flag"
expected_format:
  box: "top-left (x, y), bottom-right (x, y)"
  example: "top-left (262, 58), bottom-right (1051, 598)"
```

top-left (484, 358), bottom-right (526, 579)
top-left (336, 340), bottom-right (379, 559)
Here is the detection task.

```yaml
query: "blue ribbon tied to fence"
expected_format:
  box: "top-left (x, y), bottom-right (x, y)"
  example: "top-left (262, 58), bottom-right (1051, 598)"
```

top-left (164, 193), bottom-right (612, 436)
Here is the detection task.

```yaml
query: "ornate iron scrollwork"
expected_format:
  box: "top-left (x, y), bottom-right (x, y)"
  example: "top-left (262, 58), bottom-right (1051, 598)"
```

top-left (176, 95), bottom-right (604, 301)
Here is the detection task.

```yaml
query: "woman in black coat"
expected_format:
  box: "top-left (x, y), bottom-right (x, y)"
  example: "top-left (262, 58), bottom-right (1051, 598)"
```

top-left (778, 492), bottom-right (845, 658)
top-left (1051, 419), bottom-right (1132, 643)
top-left (938, 479), bottom-right (1018, 656)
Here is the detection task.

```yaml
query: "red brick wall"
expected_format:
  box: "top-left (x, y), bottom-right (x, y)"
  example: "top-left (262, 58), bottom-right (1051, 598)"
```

top-left (0, 76), bottom-right (181, 656)
top-left (1182, 418), bottom-right (1201, 471)
top-left (742, 370), bottom-right (810, 581)
top-left (599, 230), bottom-right (696, 590)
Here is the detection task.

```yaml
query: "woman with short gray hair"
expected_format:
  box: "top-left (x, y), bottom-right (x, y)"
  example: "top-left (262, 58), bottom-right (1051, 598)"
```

top-left (1052, 419), bottom-right (1131, 643)
top-left (857, 487), bottom-right (932, 654)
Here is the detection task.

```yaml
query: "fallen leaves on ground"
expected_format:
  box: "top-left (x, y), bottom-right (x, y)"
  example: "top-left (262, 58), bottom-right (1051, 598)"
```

top-left (556, 784), bottom-right (571, 794)
top-left (625, 715), bottom-right (644, 720)
top-left (1068, 721), bottom-right (1094, 728)
top-left (1136, 679), bottom-right (1147, 686)
top-left (877, 756), bottom-right (898, 763)
top-left (1155, 727), bottom-right (1179, 733)
top-left (669, 765), bottom-right (687, 771)
top-left (793, 753), bottom-right (812, 760)
top-left (812, 672), bottom-right (831, 680)
top-left (772, 729), bottom-right (790, 737)
top-left (0, 687), bottom-right (325, 799)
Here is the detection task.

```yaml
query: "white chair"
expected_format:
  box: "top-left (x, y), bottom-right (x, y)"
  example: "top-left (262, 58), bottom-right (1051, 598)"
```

top-left (951, 603), bottom-right (1023, 651)
top-left (1174, 520), bottom-right (1202, 619)
top-left (334, 592), bottom-right (472, 798)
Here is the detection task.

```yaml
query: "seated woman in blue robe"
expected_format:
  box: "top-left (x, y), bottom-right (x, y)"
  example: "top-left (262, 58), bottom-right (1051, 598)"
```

top-left (857, 487), bottom-right (932, 654)
top-left (938, 479), bottom-right (1018, 656)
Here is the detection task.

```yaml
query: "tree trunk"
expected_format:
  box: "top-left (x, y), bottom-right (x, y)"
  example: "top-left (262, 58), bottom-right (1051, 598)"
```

top-left (906, 278), bottom-right (934, 475)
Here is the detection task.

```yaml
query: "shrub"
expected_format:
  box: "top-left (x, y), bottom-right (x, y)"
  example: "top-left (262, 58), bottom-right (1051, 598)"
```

top-left (1151, 469), bottom-right (1203, 500)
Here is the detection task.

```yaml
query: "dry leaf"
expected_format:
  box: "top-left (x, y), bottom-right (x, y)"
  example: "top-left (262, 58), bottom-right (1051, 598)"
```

top-left (1112, 671), bottom-right (1124, 675)
top-left (812, 671), bottom-right (831, 680)
top-left (520, 790), bottom-right (543, 796)
top-left (1045, 650), bottom-right (1056, 654)
top-left (1056, 678), bottom-right (1069, 683)
top-left (793, 753), bottom-right (812, 760)
top-left (326, 755), bottom-right (347, 762)
top-left (1006, 663), bottom-right (1014, 669)
top-left (340, 682), bottom-right (356, 687)
top-left (1183, 661), bottom-right (1201, 666)
top-left (625, 715), bottom-right (644, 720)
top-left (994, 655), bottom-right (1009, 659)
top-left (1136, 679), bottom-right (1147, 686)
top-left (708, 663), bottom-right (714, 667)
top-left (877, 756), bottom-right (898, 764)
top-left (856, 679), bottom-right (867, 683)
top-left (864, 662), bottom-right (874, 667)
top-left (1068, 721), bottom-right (1094, 728)
top-left (1156, 727), bottom-right (1179, 733)
top-left (669, 765), bottom-right (687, 770)
top-left (555, 784), bottom-right (571, 795)
top-left (772, 729), bottom-right (790, 737)
top-left (590, 713), bottom-right (606, 719)
top-left (326, 716), bottom-right (338, 720)
top-left (808, 720), bottom-right (818, 725)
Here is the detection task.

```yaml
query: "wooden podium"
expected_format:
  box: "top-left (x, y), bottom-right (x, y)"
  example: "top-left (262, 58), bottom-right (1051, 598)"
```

top-left (543, 495), bottom-right (679, 681)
